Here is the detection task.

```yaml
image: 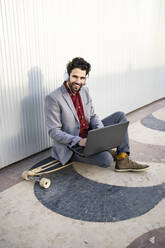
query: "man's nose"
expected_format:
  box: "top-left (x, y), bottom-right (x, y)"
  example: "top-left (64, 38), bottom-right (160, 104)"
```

top-left (75, 78), bottom-right (81, 84)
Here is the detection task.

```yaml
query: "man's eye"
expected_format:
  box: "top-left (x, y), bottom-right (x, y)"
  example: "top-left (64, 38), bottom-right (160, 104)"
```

top-left (72, 75), bottom-right (85, 80)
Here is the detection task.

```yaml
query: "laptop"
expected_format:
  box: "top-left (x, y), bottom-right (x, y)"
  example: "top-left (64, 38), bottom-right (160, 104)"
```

top-left (69, 121), bottom-right (129, 157)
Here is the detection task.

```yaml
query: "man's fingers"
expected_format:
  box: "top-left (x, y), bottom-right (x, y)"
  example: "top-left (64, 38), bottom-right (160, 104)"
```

top-left (78, 138), bottom-right (87, 146)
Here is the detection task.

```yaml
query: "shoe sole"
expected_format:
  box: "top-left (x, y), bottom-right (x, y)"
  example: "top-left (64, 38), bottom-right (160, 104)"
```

top-left (115, 167), bottom-right (149, 172)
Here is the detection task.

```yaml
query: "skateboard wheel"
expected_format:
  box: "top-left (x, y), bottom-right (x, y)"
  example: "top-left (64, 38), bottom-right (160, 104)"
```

top-left (39, 178), bottom-right (51, 189)
top-left (22, 171), bottom-right (30, 181)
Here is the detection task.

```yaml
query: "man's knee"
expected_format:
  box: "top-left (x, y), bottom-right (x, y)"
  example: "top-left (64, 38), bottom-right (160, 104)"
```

top-left (115, 111), bottom-right (127, 122)
top-left (116, 111), bottom-right (126, 118)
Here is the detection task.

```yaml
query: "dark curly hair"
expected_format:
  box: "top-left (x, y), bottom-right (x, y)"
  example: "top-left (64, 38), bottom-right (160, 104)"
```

top-left (66, 57), bottom-right (91, 76)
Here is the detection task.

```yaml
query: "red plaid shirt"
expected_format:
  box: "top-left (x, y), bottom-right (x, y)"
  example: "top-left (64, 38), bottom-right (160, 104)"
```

top-left (64, 82), bottom-right (89, 138)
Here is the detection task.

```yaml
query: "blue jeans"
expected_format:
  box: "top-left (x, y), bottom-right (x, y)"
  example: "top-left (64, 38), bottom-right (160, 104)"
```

top-left (71, 111), bottom-right (130, 168)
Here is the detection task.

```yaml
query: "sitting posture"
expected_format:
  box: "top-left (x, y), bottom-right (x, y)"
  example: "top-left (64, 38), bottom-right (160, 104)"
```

top-left (45, 57), bottom-right (149, 172)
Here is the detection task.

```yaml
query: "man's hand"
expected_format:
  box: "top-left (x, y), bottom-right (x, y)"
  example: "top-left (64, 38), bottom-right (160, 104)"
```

top-left (78, 138), bottom-right (87, 147)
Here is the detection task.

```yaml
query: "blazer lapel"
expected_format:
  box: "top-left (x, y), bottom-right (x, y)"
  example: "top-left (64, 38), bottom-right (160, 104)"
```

top-left (61, 84), bottom-right (79, 122)
top-left (80, 88), bottom-right (88, 119)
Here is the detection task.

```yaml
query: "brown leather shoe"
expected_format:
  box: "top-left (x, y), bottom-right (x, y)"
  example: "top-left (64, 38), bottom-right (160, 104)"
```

top-left (115, 156), bottom-right (149, 172)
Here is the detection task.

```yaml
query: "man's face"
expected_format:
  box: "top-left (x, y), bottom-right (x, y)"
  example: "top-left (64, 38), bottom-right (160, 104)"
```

top-left (68, 68), bottom-right (86, 94)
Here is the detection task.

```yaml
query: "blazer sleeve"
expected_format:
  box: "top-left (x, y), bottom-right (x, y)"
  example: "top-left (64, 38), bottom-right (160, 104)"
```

top-left (45, 95), bottom-right (81, 147)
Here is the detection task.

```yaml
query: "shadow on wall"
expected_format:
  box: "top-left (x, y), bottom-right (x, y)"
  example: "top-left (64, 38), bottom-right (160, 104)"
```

top-left (0, 67), bottom-right (51, 168)
top-left (20, 67), bottom-right (47, 156)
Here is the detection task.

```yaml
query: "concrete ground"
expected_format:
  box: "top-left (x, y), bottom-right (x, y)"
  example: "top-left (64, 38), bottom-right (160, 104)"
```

top-left (0, 98), bottom-right (165, 248)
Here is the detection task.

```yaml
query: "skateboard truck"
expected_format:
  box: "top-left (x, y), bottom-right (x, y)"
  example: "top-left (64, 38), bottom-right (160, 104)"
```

top-left (22, 171), bottom-right (51, 189)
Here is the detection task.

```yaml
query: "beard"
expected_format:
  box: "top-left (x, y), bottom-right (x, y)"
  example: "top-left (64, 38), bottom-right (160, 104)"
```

top-left (67, 81), bottom-right (82, 94)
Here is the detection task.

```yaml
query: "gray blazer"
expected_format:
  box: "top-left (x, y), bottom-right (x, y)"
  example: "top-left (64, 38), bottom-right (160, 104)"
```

top-left (45, 84), bottom-right (103, 164)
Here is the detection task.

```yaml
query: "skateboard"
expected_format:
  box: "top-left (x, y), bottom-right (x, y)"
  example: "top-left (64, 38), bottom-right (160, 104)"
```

top-left (22, 157), bottom-right (73, 189)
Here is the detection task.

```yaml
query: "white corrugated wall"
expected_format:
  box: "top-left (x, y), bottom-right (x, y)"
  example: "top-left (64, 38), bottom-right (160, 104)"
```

top-left (0, 0), bottom-right (165, 168)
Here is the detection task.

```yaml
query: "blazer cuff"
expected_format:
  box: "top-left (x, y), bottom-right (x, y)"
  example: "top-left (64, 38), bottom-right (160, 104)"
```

top-left (69, 136), bottom-right (81, 148)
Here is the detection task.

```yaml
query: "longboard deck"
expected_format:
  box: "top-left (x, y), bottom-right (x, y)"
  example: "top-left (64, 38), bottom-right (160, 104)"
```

top-left (29, 157), bottom-right (73, 175)
top-left (30, 157), bottom-right (58, 170)
top-left (22, 157), bottom-right (74, 188)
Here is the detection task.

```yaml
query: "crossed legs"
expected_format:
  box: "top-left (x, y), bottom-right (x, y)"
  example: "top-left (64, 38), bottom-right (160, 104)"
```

top-left (71, 111), bottom-right (129, 168)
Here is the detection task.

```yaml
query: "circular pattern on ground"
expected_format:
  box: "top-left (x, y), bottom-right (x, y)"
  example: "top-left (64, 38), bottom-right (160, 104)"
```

top-left (73, 162), bottom-right (165, 187)
top-left (129, 139), bottom-right (165, 163)
top-left (34, 164), bottom-right (165, 222)
top-left (152, 107), bottom-right (165, 121)
top-left (141, 114), bottom-right (165, 131)
top-left (128, 121), bottom-right (165, 146)
top-left (127, 227), bottom-right (165, 248)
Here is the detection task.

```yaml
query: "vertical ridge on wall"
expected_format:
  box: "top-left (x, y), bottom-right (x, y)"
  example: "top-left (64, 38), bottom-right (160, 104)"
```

top-left (0, 0), bottom-right (52, 167)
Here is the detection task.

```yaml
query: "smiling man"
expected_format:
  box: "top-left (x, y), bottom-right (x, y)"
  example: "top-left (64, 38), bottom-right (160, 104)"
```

top-left (45, 57), bottom-right (149, 172)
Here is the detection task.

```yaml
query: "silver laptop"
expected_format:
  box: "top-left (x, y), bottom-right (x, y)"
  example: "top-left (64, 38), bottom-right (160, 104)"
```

top-left (69, 121), bottom-right (129, 157)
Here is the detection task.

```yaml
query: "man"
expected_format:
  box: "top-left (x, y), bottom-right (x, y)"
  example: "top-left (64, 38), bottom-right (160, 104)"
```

top-left (45, 57), bottom-right (149, 172)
